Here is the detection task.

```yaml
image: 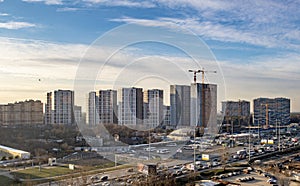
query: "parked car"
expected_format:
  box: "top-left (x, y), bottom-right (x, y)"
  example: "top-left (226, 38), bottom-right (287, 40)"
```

top-left (101, 175), bottom-right (109, 181)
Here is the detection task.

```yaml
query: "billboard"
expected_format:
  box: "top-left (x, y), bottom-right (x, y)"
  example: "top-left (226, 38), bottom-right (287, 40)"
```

top-left (261, 139), bottom-right (267, 144)
top-left (267, 140), bottom-right (274, 144)
top-left (202, 154), bottom-right (210, 161)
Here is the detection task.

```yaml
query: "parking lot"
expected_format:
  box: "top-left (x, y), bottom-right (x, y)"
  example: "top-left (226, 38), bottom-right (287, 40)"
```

top-left (222, 171), bottom-right (276, 186)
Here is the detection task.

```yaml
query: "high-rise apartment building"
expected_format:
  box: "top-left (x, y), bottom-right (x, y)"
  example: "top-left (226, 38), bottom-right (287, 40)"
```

top-left (74, 105), bottom-right (82, 125)
top-left (222, 100), bottom-right (250, 118)
top-left (54, 90), bottom-right (74, 125)
top-left (88, 91), bottom-right (99, 126)
top-left (143, 89), bottom-right (163, 128)
top-left (163, 105), bottom-right (171, 128)
top-left (118, 87), bottom-right (143, 125)
top-left (170, 85), bottom-right (191, 128)
top-left (0, 100), bottom-right (43, 125)
top-left (99, 90), bottom-right (117, 124)
top-left (45, 92), bottom-right (53, 124)
top-left (191, 83), bottom-right (217, 129)
top-left (221, 100), bottom-right (250, 133)
top-left (254, 97), bottom-right (290, 127)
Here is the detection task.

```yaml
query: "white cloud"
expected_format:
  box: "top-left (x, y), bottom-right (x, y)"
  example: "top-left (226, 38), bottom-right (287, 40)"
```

top-left (0, 21), bottom-right (36, 29)
top-left (111, 17), bottom-right (280, 48)
top-left (82, 0), bottom-right (155, 8)
top-left (56, 7), bottom-right (79, 12)
top-left (0, 13), bottom-right (9, 16)
top-left (22, 0), bottom-right (63, 5)
top-left (152, 0), bottom-right (232, 11)
top-left (108, 1), bottom-right (300, 50)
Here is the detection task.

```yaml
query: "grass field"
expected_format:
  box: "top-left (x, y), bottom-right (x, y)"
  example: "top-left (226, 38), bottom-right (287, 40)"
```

top-left (12, 166), bottom-right (75, 180)
top-left (0, 175), bottom-right (15, 185)
top-left (10, 163), bottom-right (133, 185)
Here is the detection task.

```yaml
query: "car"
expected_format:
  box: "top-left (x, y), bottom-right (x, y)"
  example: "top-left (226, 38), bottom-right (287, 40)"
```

top-left (236, 178), bottom-right (242, 182)
top-left (127, 168), bottom-right (134, 172)
top-left (202, 165), bottom-right (209, 169)
top-left (90, 175), bottom-right (99, 182)
top-left (101, 175), bottom-right (109, 181)
top-left (175, 170), bottom-right (183, 176)
top-left (268, 180), bottom-right (277, 184)
top-left (173, 165), bottom-right (181, 169)
top-left (102, 181), bottom-right (110, 186)
top-left (212, 162), bottom-right (220, 166)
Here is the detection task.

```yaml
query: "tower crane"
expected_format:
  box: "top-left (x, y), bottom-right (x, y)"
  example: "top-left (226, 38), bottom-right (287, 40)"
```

top-left (188, 68), bottom-right (217, 84)
top-left (261, 103), bottom-right (269, 129)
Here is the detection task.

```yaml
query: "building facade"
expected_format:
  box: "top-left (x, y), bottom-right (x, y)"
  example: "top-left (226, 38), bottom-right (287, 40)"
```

top-left (118, 87), bottom-right (143, 125)
top-left (54, 90), bottom-right (74, 125)
top-left (190, 83), bottom-right (217, 130)
top-left (88, 91), bottom-right (99, 126)
top-left (170, 85), bottom-right (191, 128)
top-left (254, 97), bottom-right (290, 127)
top-left (221, 100), bottom-right (250, 133)
top-left (0, 100), bottom-right (43, 125)
top-left (163, 105), bottom-right (171, 128)
top-left (45, 92), bottom-right (53, 124)
top-left (143, 89), bottom-right (164, 128)
top-left (222, 100), bottom-right (250, 118)
top-left (74, 105), bottom-right (82, 125)
top-left (99, 90), bottom-right (118, 124)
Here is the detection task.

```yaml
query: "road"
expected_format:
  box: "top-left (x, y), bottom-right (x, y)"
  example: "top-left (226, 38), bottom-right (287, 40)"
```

top-left (14, 142), bottom-right (300, 185)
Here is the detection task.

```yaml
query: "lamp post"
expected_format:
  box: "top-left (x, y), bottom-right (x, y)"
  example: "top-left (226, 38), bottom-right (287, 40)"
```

top-left (258, 116), bottom-right (260, 140)
top-left (248, 118), bottom-right (251, 162)
top-left (279, 117), bottom-right (281, 152)
top-left (193, 126), bottom-right (196, 173)
top-left (268, 109), bottom-right (274, 139)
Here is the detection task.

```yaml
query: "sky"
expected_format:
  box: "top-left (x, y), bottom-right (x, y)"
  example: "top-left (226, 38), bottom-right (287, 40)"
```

top-left (0, 0), bottom-right (300, 112)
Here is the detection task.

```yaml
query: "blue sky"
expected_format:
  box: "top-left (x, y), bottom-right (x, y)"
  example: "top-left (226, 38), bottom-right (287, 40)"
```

top-left (0, 0), bottom-right (300, 112)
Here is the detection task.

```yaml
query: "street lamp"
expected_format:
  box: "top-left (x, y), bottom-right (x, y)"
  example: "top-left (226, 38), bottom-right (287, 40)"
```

top-left (258, 116), bottom-right (260, 140)
top-left (248, 116), bottom-right (251, 162)
top-left (268, 109), bottom-right (274, 139)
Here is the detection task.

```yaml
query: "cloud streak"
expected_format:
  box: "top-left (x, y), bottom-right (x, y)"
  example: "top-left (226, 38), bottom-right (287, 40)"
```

top-left (22, 0), bottom-right (63, 5)
top-left (0, 21), bottom-right (36, 29)
top-left (78, 0), bottom-right (156, 8)
top-left (111, 17), bottom-right (280, 48)
top-left (56, 7), bottom-right (80, 12)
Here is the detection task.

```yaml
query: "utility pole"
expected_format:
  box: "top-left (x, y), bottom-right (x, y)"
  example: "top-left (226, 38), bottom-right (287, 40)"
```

top-left (248, 121), bottom-right (251, 162)
top-left (238, 99), bottom-right (241, 130)
top-left (266, 104), bottom-right (269, 129)
top-left (258, 111), bottom-right (260, 139)
top-left (278, 124), bottom-right (281, 152)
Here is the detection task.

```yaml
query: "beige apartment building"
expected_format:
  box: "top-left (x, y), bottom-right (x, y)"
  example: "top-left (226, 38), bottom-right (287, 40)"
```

top-left (0, 100), bottom-right (43, 125)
